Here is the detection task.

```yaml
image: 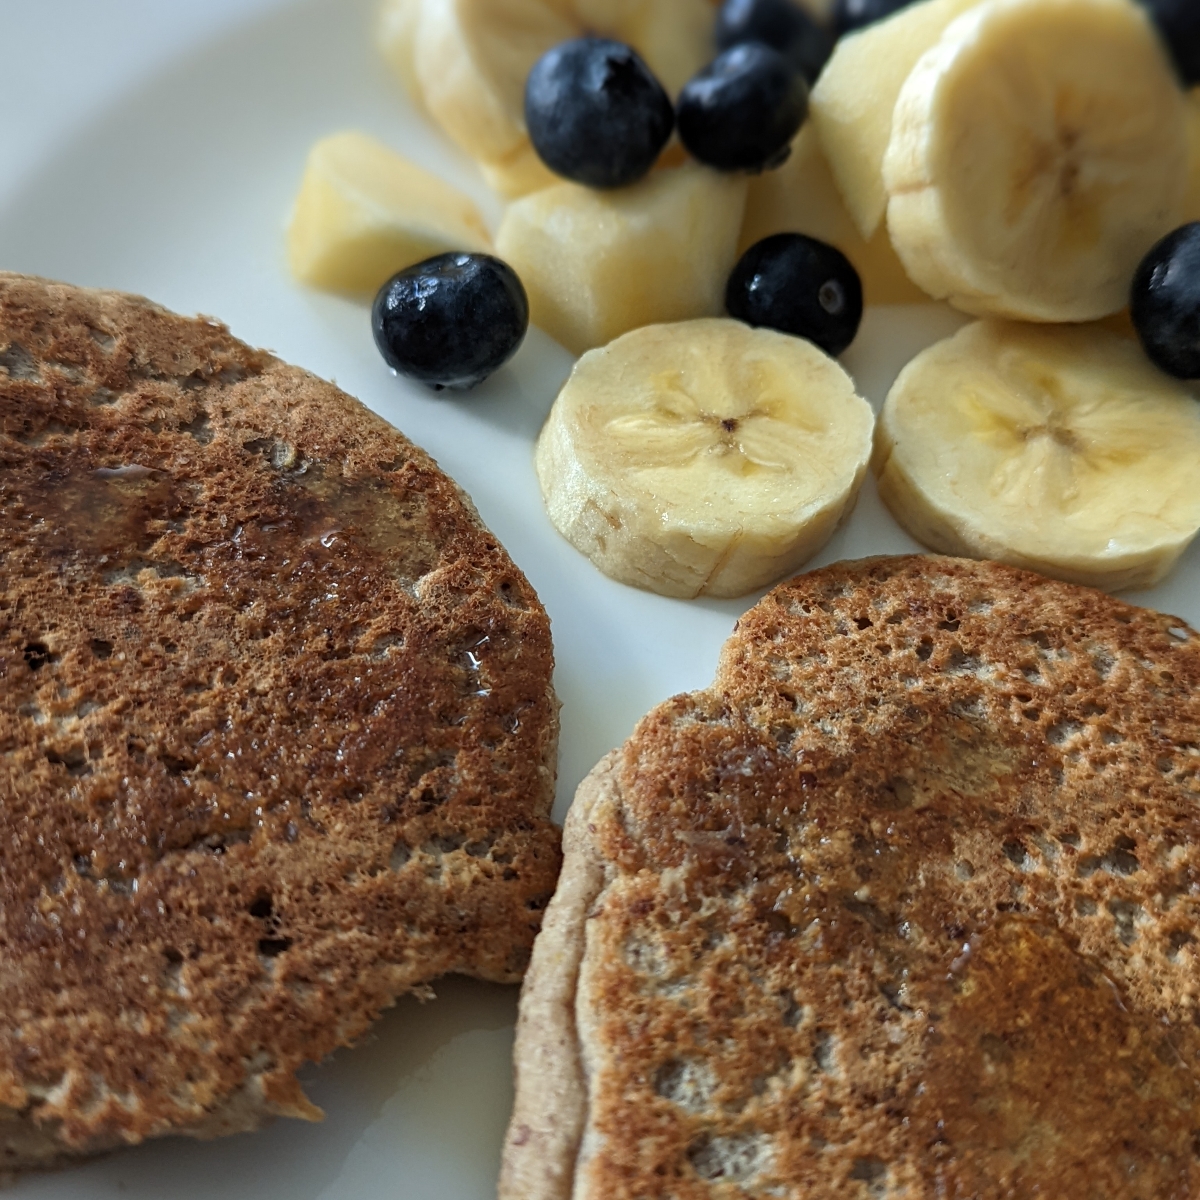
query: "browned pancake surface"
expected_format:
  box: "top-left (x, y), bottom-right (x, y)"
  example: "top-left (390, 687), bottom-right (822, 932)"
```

top-left (504, 555), bottom-right (1200, 1200)
top-left (0, 274), bottom-right (560, 1165)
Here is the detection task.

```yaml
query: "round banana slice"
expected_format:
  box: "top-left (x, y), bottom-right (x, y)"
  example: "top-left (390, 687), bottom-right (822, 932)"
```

top-left (874, 321), bottom-right (1200, 591)
top-left (412, 0), bottom-right (714, 187)
top-left (883, 0), bottom-right (1188, 322)
top-left (536, 319), bottom-right (875, 599)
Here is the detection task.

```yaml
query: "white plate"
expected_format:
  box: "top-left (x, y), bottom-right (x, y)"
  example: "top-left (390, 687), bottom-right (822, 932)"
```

top-left (1, 2), bottom-right (1197, 1197)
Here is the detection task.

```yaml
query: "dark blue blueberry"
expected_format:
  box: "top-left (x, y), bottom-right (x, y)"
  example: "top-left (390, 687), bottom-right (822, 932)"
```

top-left (715, 0), bottom-right (834, 85)
top-left (1138, 0), bottom-right (1200, 85)
top-left (676, 44), bottom-right (808, 173)
top-left (372, 253), bottom-right (528, 391)
top-left (524, 37), bottom-right (674, 188)
top-left (833, 0), bottom-right (916, 37)
top-left (726, 233), bottom-right (863, 356)
top-left (1131, 223), bottom-right (1200, 380)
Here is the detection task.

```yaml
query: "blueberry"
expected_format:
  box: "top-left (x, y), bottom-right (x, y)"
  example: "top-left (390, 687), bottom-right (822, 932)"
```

top-left (726, 233), bottom-right (863, 356)
top-left (524, 37), bottom-right (674, 189)
top-left (371, 253), bottom-right (529, 391)
top-left (1131, 223), bottom-right (1200, 380)
top-left (715, 0), bottom-right (834, 85)
top-left (832, 0), bottom-right (915, 37)
top-left (677, 44), bottom-right (808, 173)
top-left (1138, 0), bottom-right (1200, 85)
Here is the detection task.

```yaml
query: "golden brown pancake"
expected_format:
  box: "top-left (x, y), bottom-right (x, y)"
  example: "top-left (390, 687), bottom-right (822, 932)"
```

top-left (0, 274), bottom-right (561, 1170)
top-left (504, 555), bottom-right (1200, 1200)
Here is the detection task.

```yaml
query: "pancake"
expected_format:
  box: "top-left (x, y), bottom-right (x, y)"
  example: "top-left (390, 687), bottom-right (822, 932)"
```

top-left (0, 273), bottom-right (561, 1169)
top-left (503, 555), bottom-right (1200, 1200)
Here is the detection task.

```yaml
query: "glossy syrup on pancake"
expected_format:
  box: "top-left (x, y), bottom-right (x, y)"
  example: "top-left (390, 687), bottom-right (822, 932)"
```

top-left (0, 274), bottom-right (561, 1170)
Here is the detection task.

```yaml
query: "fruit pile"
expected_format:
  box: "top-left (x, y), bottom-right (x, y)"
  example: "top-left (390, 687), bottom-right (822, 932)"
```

top-left (286, 0), bottom-right (1200, 598)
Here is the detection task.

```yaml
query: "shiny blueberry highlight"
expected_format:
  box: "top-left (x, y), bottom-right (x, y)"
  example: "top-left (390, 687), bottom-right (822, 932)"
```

top-left (524, 37), bottom-right (674, 188)
top-left (726, 233), bottom-right (864, 356)
top-left (372, 253), bottom-right (529, 391)
top-left (1131, 223), bottom-right (1200, 381)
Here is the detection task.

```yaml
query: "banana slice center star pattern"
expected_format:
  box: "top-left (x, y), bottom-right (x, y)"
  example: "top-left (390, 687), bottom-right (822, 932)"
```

top-left (592, 349), bottom-right (859, 514)
top-left (536, 319), bottom-right (874, 598)
top-left (877, 321), bottom-right (1200, 587)
top-left (607, 366), bottom-right (826, 478)
top-left (965, 350), bottom-right (1199, 525)
top-left (940, 4), bottom-right (1175, 285)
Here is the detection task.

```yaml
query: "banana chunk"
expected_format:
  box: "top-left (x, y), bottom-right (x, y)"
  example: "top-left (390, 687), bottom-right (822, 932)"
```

top-left (572, 0), bottom-right (716, 97)
top-left (536, 319), bottom-right (875, 599)
top-left (1184, 86), bottom-right (1200, 223)
top-left (740, 125), bottom-right (929, 306)
top-left (287, 131), bottom-right (491, 296)
top-left (416, 0), bottom-right (577, 167)
top-left (478, 141), bottom-right (559, 200)
top-left (408, 0), bottom-right (714, 194)
top-left (874, 321), bottom-right (1200, 592)
top-left (377, 0), bottom-right (424, 107)
top-left (497, 164), bottom-right (747, 355)
top-left (884, 0), bottom-right (1188, 323)
top-left (809, 0), bottom-right (980, 240)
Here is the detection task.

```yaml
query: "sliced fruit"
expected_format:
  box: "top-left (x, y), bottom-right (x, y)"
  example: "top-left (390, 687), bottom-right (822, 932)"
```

top-left (536, 318), bottom-right (875, 598)
top-left (478, 143), bottom-right (560, 199)
top-left (575, 0), bottom-right (717, 97)
top-left (874, 320), bottom-right (1200, 591)
top-left (495, 164), bottom-right (747, 355)
top-left (410, 0), bottom-right (713, 194)
top-left (1096, 309), bottom-right (1137, 340)
top-left (415, 0), bottom-right (577, 167)
top-left (809, 0), bottom-right (979, 239)
top-left (287, 131), bottom-right (491, 296)
top-left (739, 124), bottom-right (928, 304)
top-left (884, 0), bottom-right (1188, 323)
top-left (483, 133), bottom-right (687, 198)
top-left (524, 37), bottom-right (675, 188)
top-left (377, 0), bottom-right (424, 106)
top-left (1184, 86), bottom-right (1200, 222)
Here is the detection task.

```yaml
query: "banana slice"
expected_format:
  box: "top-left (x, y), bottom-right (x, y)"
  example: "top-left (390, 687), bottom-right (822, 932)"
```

top-left (809, 0), bottom-right (980, 240)
top-left (884, 0), bottom-right (1188, 323)
top-left (740, 125), bottom-right (929, 306)
top-left (874, 321), bottom-right (1200, 592)
top-left (286, 131), bottom-right (491, 296)
top-left (377, 0), bottom-right (425, 107)
top-left (536, 318), bottom-right (875, 598)
top-left (409, 0), bottom-right (714, 193)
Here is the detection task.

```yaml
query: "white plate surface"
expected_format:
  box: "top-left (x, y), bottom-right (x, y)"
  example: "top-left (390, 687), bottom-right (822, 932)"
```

top-left (1, 1), bottom-right (1197, 1196)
